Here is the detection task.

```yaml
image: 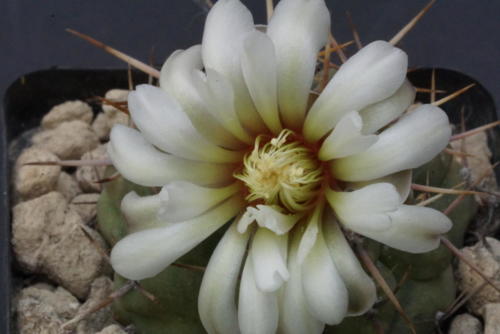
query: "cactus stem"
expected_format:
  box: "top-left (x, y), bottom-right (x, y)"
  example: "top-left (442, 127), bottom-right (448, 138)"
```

top-left (318, 40), bottom-right (354, 57)
top-left (443, 148), bottom-right (475, 158)
top-left (72, 201), bottom-right (98, 205)
top-left (411, 183), bottom-right (485, 196)
top-left (432, 83), bottom-right (476, 107)
top-left (318, 41), bottom-right (355, 91)
top-left (450, 120), bottom-right (500, 141)
top-left (94, 96), bottom-right (129, 114)
top-left (23, 159), bottom-right (112, 167)
top-left (415, 87), bottom-right (446, 94)
top-left (135, 283), bottom-right (161, 304)
top-left (416, 182), bottom-right (466, 207)
top-left (392, 265), bottom-right (412, 295)
top-left (320, 41), bottom-right (333, 91)
top-left (417, 193), bottom-right (445, 207)
top-left (345, 11), bottom-right (363, 49)
top-left (328, 33), bottom-right (348, 63)
top-left (66, 29), bottom-right (161, 79)
top-left (390, 0), bottom-right (437, 46)
top-left (355, 242), bottom-right (417, 334)
top-left (430, 68), bottom-right (437, 103)
top-left (61, 280), bottom-right (135, 330)
top-left (94, 172), bottom-right (121, 184)
top-left (78, 223), bottom-right (111, 261)
top-left (266, 0), bottom-right (274, 22)
top-left (440, 237), bottom-right (500, 293)
top-left (127, 64), bottom-right (134, 91)
top-left (171, 262), bottom-right (206, 272)
top-left (315, 60), bottom-right (340, 70)
top-left (444, 162), bottom-right (499, 215)
top-left (442, 281), bottom-right (487, 321)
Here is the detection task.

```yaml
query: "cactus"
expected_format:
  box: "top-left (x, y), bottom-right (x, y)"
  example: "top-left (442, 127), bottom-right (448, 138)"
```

top-left (96, 151), bottom-right (477, 334)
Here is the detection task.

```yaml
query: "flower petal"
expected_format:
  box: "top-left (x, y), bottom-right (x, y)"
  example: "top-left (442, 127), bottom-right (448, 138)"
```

top-left (302, 224), bottom-right (348, 325)
top-left (296, 203), bottom-right (323, 265)
top-left (318, 111), bottom-right (378, 160)
top-left (192, 68), bottom-right (254, 144)
top-left (121, 182), bottom-right (241, 232)
top-left (159, 45), bottom-right (243, 149)
top-left (198, 221), bottom-right (250, 334)
top-left (110, 195), bottom-right (244, 280)
top-left (251, 228), bottom-right (289, 292)
top-left (121, 191), bottom-right (163, 233)
top-left (238, 253), bottom-right (279, 334)
top-left (322, 215), bottom-right (377, 316)
top-left (237, 204), bottom-right (301, 235)
top-left (157, 181), bottom-right (241, 222)
top-left (326, 183), bottom-right (401, 232)
top-left (108, 125), bottom-right (234, 187)
top-left (279, 232), bottom-right (324, 334)
top-left (304, 41), bottom-right (408, 142)
top-left (128, 84), bottom-right (242, 163)
top-left (267, 0), bottom-right (330, 129)
top-left (332, 104), bottom-right (451, 181)
top-left (348, 205), bottom-right (452, 253)
top-left (360, 80), bottom-right (416, 134)
top-left (202, 0), bottom-right (266, 133)
top-left (241, 31), bottom-right (282, 134)
top-left (346, 170), bottom-right (412, 204)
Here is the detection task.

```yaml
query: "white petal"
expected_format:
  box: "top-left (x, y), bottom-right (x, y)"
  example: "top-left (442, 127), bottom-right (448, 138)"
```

top-left (241, 31), bottom-right (282, 134)
top-left (128, 84), bottom-right (242, 163)
top-left (251, 228), bottom-right (289, 292)
top-left (108, 125), bottom-right (233, 187)
top-left (346, 170), bottom-right (412, 204)
top-left (121, 191), bottom-right (163, 233)
top-left (304, 41), bottom-right (408, 142)
top-left (157, 181), bottom-right (241, 222)
top-left (318, 111), bottom-right (378, 160)
top-left (332, 104), bottom-right (451, 181)
top-left (238, 253), bottom-right (279, 334)
top-left (279, 232), bottom-right (324, 334)
top-left (237, 209), bottom-right (255, 234)
top-left (110, 195), bottom-right (244, 280)
top-left (326, 183), bottom-right (401, 232)
top-left (237, 204), bottom-right (301, 235)
top-left (159, 45), bottom-right (243, 149)
top-left (322, 215), bottom-right (377, 316)
top-left (267, 0), bottom-right (330, 129)
top-left (121, 182), bottom-right (241, 232)
top-left (192, 68), bottom-right (254, 144)
top-left (347, 205), bottom-right (452, 253)
top-left (302, 225), bottom-right (348, 325)
top-left (296, 203), bottom-right (322, 265)
top-left (202, 0), bottom-right (266, 133)
top-left (360, 80), bottom-right (416, 134)
top-left (198, 221), bottom-right (250, 334)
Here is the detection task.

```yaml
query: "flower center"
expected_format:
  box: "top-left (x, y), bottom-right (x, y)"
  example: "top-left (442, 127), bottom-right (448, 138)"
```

top-left (235, 129), bottom-right (323, 212)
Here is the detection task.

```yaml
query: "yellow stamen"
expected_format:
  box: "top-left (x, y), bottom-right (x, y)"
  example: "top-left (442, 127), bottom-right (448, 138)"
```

top-left (235, 129), bottom-right (323, 212)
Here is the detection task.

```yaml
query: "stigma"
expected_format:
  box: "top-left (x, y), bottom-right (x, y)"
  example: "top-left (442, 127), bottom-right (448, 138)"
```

top-left (235, 129), bottom-right (323, 212)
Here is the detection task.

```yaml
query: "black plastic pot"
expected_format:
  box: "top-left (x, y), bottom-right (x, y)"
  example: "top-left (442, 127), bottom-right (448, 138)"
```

top-left (0, 67), bottom-right (497, 333)
top-left (1, 69), bottom-right (148, 333)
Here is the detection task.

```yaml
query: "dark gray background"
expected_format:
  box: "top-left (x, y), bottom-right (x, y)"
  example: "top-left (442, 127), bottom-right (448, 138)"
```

top-left (1, 0), bottom-right (499, 108)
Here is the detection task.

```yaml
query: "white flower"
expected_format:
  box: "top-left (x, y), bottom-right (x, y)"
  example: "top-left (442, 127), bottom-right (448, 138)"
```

top-left (107, 0), bottom-right (453, 333)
